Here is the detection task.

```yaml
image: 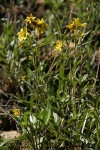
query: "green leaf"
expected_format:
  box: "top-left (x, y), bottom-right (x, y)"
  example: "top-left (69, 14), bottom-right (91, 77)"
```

top-left (59, 63), bottom-right (65, 79)
top-left (39, 105), bottom-right (51, 125)
top-left (81, 74), bottom-right (88, 82)
top-left (22, 112), bottom-right (28, 126)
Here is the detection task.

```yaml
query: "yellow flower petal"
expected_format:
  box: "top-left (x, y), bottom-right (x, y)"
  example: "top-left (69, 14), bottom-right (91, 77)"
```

top-left (17, 26), bottom-right (29, 42)
top-left (36, 18), bottom-right (48, 34)
top-left (25, 14), bottom-right (36, 24)
top-left (66, 18), bottom-right (86, 32)
top-left (12, 108), bottom-right (20, 116)
top-left (55, 40), bottom-right (62, 51)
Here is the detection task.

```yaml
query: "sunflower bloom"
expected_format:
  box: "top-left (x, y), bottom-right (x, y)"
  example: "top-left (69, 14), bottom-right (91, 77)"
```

top-left (25, 14), bottom-right (36, 25)
top-left (36, 18), bottom-right (48, 34)
top-left (55, 40), bottom-right (62, 51)
top-left (17, 26), bottom-right (29, 42)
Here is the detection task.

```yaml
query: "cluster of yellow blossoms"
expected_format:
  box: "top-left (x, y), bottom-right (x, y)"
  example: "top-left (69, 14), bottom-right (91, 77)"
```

top-left (54, 18), bottom-right (86, 51)
top-left (17, 16), bottom-right (86, 51)
top-left (25, 14), bottom-right (48, 34)
top-left (66, 18), bottom-right (86, 38)
top-left (17, 14), bottom-right (48, 44)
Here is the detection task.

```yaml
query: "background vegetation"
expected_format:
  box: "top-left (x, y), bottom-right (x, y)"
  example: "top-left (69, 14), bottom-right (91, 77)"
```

top-left (0, 0), bottom-right (100, 150)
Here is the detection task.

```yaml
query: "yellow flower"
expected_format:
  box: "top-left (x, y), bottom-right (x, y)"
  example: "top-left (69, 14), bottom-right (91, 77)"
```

top-left (74, 18), bottom-right (86, 28)
top-left (55, 40), bottom-right (62, 51)
top-left (80, 23), bottom-right (87, 28)
top-left (36, 18), bottom-right (48, 34)
top-left (28, 55), bottom-right (33, 60)
top-left (80, 32), bottom-right (85, 37)
top-left (73, 18), bottom-right (81, 26)
top-left (66, 18), bottom-right (86, 32)
top-left (21, 76), bottom-right (26, 81)
top-left (12, 108), bottom-right (20, 117)
top-left (17, 26), bottom-right (29, 42)
top-left (37, 18), bottom-right (45, 25)
top-left (25, 14), bottom-right (36, 24)
top-left (66, 22), bottom-right (75, 31)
